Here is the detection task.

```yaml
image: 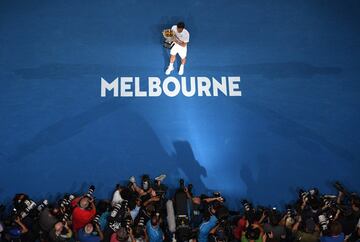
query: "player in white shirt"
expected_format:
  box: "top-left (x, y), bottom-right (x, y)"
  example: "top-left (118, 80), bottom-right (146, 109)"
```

top-left (165, 22), bottom-right (190, 75)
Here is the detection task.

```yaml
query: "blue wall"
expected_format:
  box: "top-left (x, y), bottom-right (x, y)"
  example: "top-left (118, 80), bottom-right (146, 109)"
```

top-left (0, 0), bottom-right (360, 209)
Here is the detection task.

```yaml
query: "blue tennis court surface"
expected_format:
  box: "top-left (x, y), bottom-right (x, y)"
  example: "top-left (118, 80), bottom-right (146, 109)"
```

top-left (0, 0), bottom-right (360, 208)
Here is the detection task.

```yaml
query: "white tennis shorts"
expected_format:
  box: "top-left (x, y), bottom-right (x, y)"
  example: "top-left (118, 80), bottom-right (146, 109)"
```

top-left (170, 43), bottom-right (187, 59)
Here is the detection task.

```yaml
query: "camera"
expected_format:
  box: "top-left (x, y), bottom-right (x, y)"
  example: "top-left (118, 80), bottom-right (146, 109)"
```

top-left (109, 200), bottom-right (131, 232)
top-left (134, 217), bottom-right (146, 240)
top-left (318, 214), bottom-right (329, 231)
top-left (85, 185), bottom-right (96, 199)
top-left (285, 204), bottom-right (296, 218)
top-left (59, 194), bottom-right (75, 210)
top-left (16, 199), bottom-right (37, 219)
top-left (37, 199), bottom-right (48, 212)
top-left (241, 200), bottom-right (253, 213)
top-left (298, 188), bottom-right (319, 203)
top-left (93, 214), bottom-right (101, 226)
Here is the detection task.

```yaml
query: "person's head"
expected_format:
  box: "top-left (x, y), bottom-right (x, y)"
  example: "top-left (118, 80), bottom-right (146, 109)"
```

top-left (329, 221), bottom-right (342, 236)
top-left (135, 197), bottom-right (142, 207)
top-left (150, 214), bottom-right (159, 228)
top-left (245, 225), bottom-right (260, 241)
top-left (285, 216), bottom-right (295, 228)
top-left (84, 223), bottom-right (94, 234)
top-left (116, 227), bottom-right (129, 242)
top-left (79, 197), bottom-right (90, 209)
top-left (351, 196), bottom-right (360, 211)
top-left (193, 197), bottom-right (201, 205)
top-left (177, 22), bottom-right (185, 33)
top-left (54, 222), bottom-right (64, 233)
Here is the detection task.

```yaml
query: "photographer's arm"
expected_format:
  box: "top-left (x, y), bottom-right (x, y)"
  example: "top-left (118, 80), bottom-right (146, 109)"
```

top-left (14, 217), bottom-right (28, 234)
top-left (337, 191), bottom-right (344, 205)
top-left (209, 223), bottom-right (221, 235)
top-left (292, 216), bottom-right (302, 232)
top-left (258, 211), bottom-right (267, 224)
top-left (144, 227), bottom-right (149, 242)
top-left (184, 187), bottom-right (192, 199)
top-left (64, 223), bottom-right (73, 238)
top-left (95, 224), bottom-right (104, 241)
top-left (128, 227), bottom-right (136, 242)
top-left (203, 197), bottom-right (223, 203)
top-left (279, 214), bottom-right (287, 226)
top-left (143, 196), bottom-right (160, 207)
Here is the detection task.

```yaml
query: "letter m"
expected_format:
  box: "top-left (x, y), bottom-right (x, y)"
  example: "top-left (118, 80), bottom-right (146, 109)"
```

top-left (101, 77), bottom-right (119, 97)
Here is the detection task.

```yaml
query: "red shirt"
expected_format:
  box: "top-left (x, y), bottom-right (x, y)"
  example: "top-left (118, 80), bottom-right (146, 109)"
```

top-left (71, 197), bottom-right (96, 232)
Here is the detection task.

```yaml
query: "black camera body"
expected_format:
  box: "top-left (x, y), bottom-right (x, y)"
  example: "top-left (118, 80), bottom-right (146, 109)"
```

top-left (108, 200), bottom-right (132, 232)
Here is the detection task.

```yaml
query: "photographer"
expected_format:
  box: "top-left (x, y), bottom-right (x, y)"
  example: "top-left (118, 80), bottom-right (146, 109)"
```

top-left (263, 210), bottom-right (286, 242)
top-left (292, 216), bottom-right (319, 242)
top-left (78, 223), bottom-right (104, 242)
top-left (146, 214), bottom-right (164, 242)
top-left (320, 221), bottom-right (344, 242)
top-left (110, 227), bottom-right (136, 242)
top-left (243, 223), bottom-right (264, 242)
top-left (71, 196), bottom-right (96, 232)
top-left (48, 221), bottom-right (72, 242)
top-left (112, 186), bottom-right (125, 207)
top-left (3, 216), bottom-right (29, 242)
top-left (39, 205), bottom-right (59, 237)
top-left (198, 207), bottom-right (218, 242)
top-left (337, 192), bottom-right (360, 236)
top-left (346, 218), bottom-right (360, 242)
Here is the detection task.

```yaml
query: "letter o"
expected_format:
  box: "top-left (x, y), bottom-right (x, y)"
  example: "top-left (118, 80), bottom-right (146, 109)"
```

top-left (163, 77), bottom-right (181, 97)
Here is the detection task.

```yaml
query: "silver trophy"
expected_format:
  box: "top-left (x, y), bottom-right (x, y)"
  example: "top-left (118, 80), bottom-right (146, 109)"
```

top-left (162, 29), bottom-right (175, 49)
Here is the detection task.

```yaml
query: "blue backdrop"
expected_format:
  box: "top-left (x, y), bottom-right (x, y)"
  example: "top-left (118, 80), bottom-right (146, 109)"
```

top-left (0, 0), bottom-right (359, 209)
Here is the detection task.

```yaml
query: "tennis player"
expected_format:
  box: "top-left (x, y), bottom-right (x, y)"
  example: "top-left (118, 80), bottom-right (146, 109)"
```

top-left (165, 22), bottom-right (190, 75)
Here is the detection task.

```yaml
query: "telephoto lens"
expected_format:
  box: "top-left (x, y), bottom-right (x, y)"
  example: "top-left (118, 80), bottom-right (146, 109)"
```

top-left (318, 214), bottom-right (329, 231)
top-left (241, 200), bottom-right (252, 212)
top-left (37, 200), bottom-right (48, 212)
top-left (110, 203), bottom-right (122, 219)
top-left (20, 199), bottom-right (37, 218)
top-left (86, 185), bottom-right (96, 199)
top-left (93, 214), bottom-right (101, 226)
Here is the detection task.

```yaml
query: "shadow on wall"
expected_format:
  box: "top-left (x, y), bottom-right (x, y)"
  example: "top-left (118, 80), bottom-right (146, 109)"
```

top-left (172, 140), bottom-right (208, 193)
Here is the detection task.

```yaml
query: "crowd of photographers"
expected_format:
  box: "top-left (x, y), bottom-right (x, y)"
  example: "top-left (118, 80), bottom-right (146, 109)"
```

top-left (0, 175), bottom-right (359, 242)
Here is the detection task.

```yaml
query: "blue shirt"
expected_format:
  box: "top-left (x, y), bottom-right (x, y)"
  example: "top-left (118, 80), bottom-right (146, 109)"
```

top-left (146, 220), bottom-right (163, 242)
top-left (78, 228), bottom-right (101, 242)
top-left (198, 215), bottom-right (218, 242)
top-left (320, 233), bottom-right (345, 242)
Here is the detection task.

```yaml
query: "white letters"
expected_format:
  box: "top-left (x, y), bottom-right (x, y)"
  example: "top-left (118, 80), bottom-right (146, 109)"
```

top-left (163, 77), bottom-right (181, 97)
top-left (101, 76), bottom-right (242, 97)
top-left (148, 77), bottom-right (162, 97)
top-left (197, 77), bottom-right (211, 96)
top-left (228, 76), bottom-right (241, 96)
top-left (101, 77), bottom-right (119, 97)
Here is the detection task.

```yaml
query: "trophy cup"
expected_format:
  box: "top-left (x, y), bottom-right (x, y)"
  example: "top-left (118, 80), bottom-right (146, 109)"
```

top-left (162, 29), bottom-right (175, 49)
